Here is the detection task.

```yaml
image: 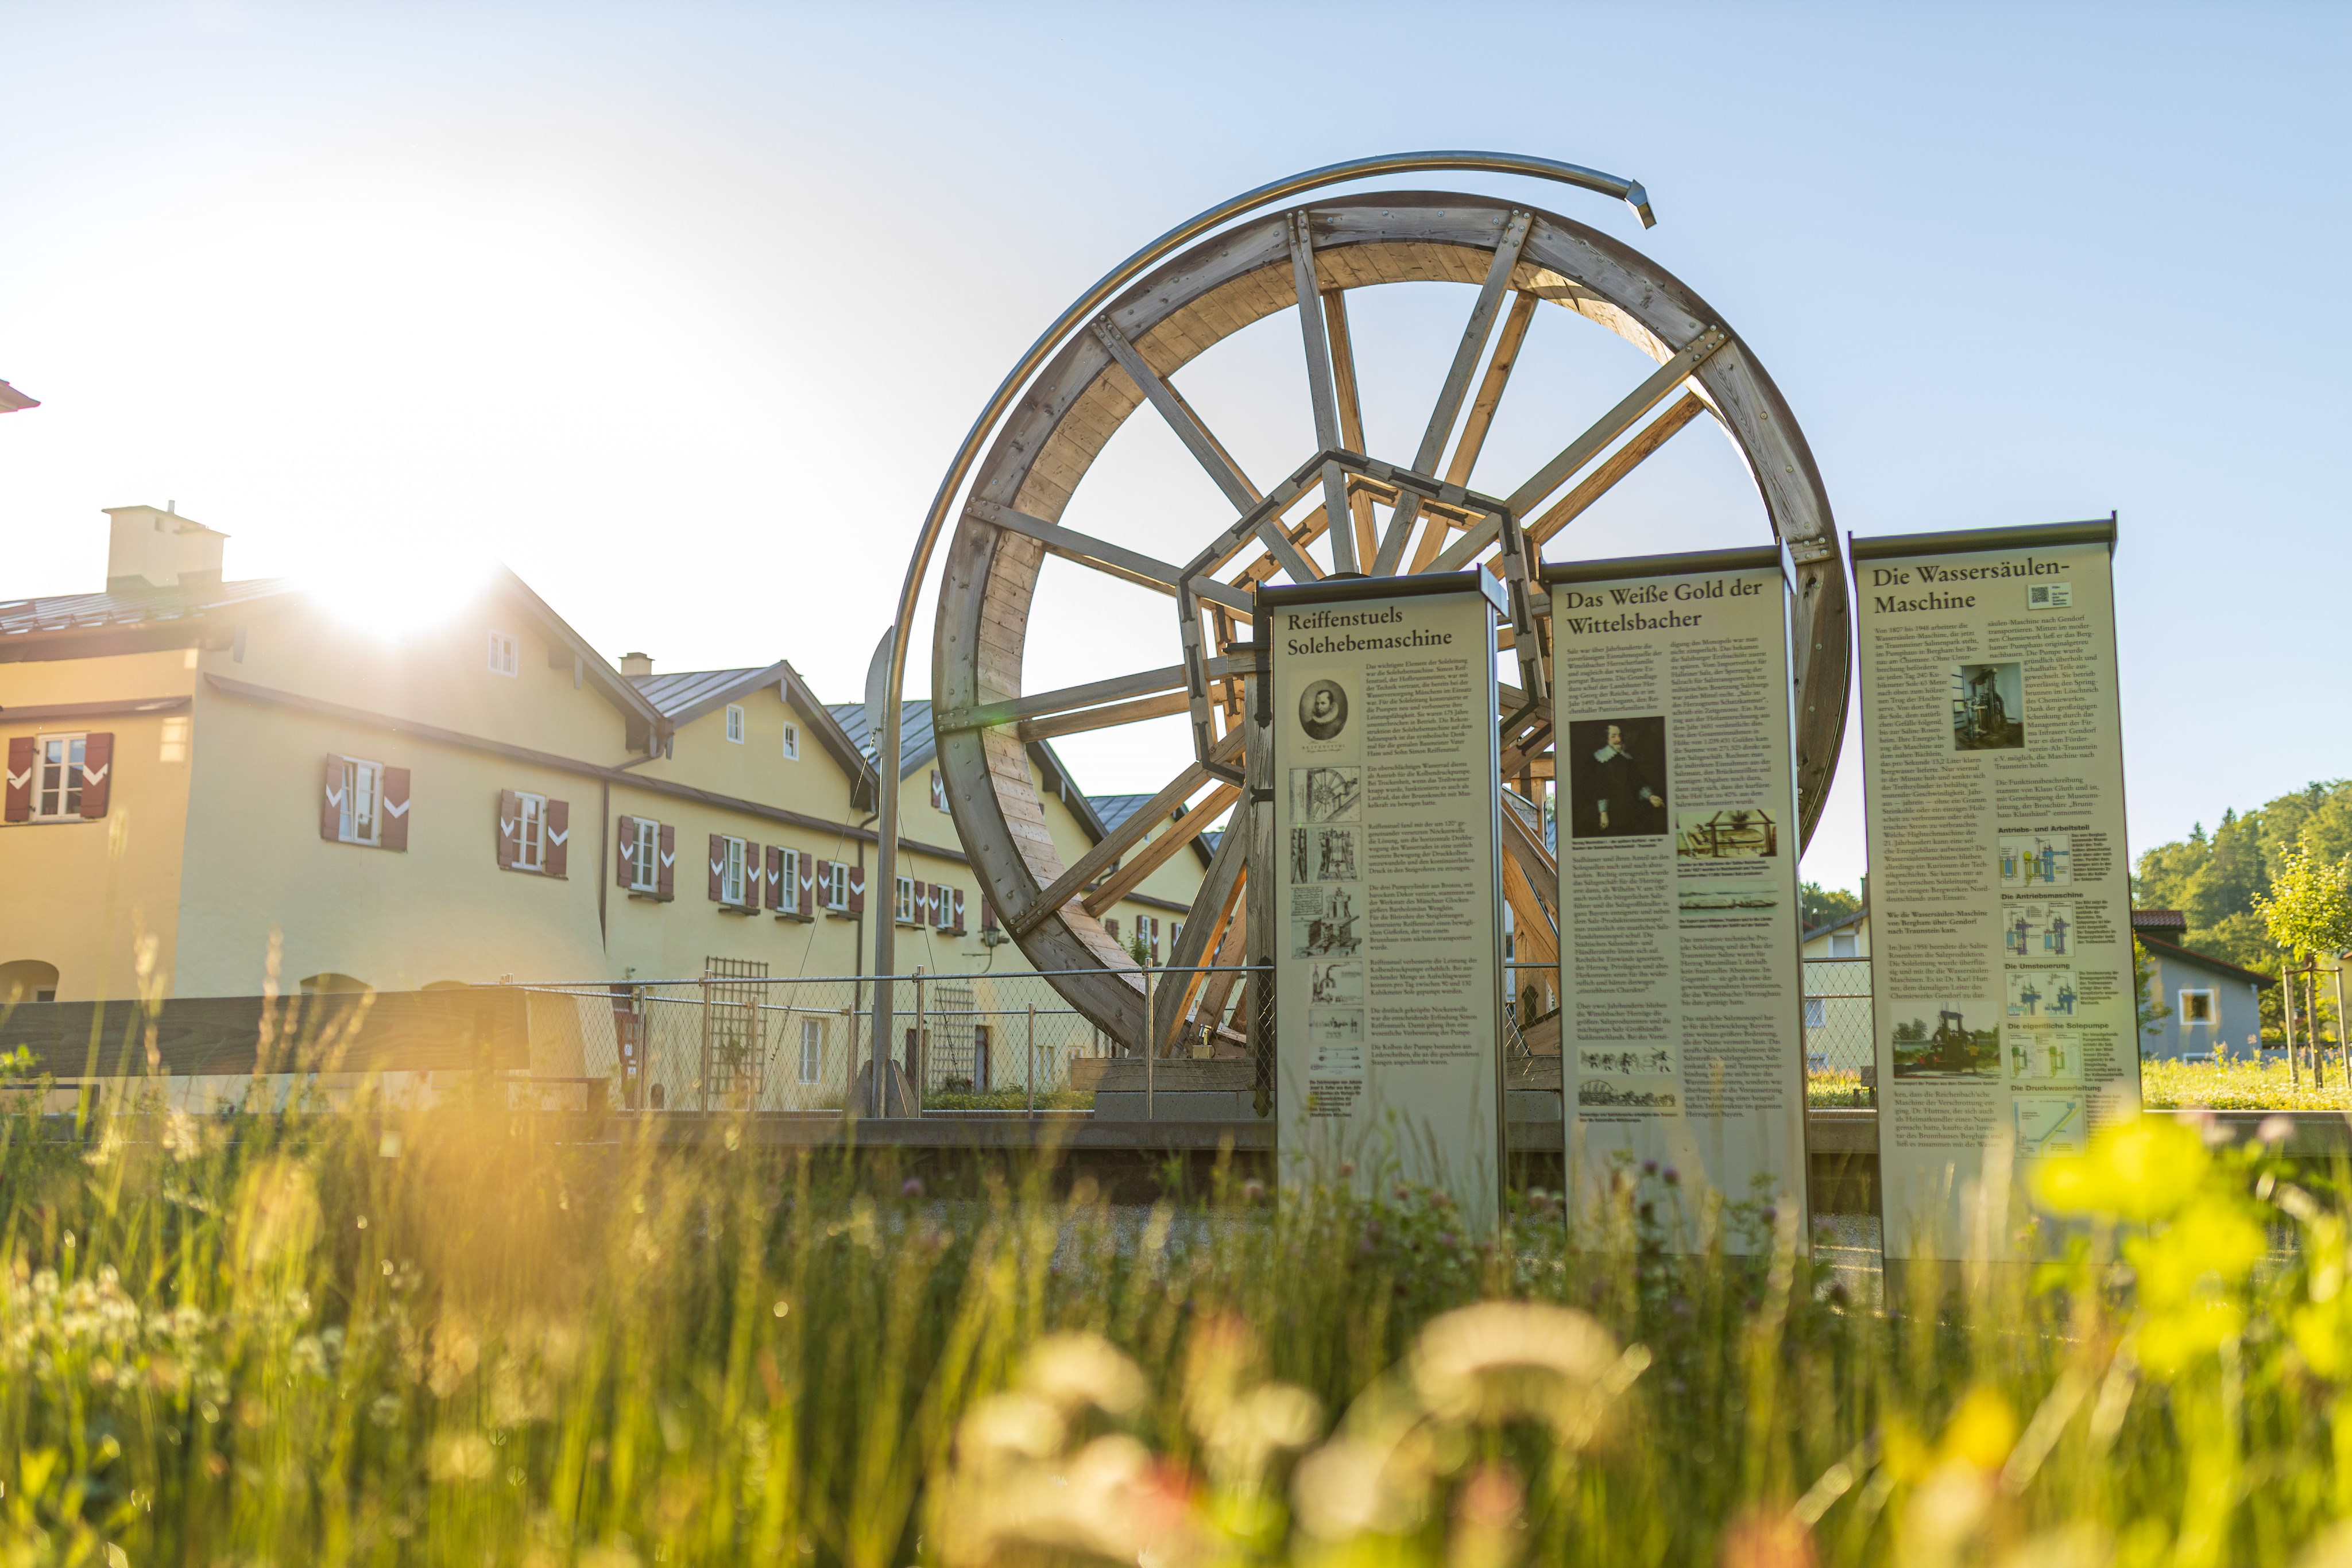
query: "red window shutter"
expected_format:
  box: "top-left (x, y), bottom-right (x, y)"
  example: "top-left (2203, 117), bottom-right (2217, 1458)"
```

top-left (6, 736), bottom-right (35, 823)
top-left (322, 755), bottom-right (347, 841)
top-left (1104, 917), bottom-right (1120, 943)
top-left (708, 833), bottom-right (725, 902)
top-left (767, 845), bottom-right (784, 913)
top-left (800, 855), bottom-right (817, 917)
top-left (497, 789), bottom-right (522, 869)
top-left (745, 841), bottom-right (764, 909)
top-left (952, 888), bottom-right (967, 935)
top-left (76, 733), bottom-right (113, 819)
top-left (848, 865), bottom-right (865, 916)
top-left (381, 766), bottom-right (411, 851)
top-left (913, 880), bottom-right (929, 927)
top-left (657, 823), bottom-right (676, 901)
top-left (544, 798), bottom-right (568, 877)
top-left (617, 815), bottom-right (638, 888)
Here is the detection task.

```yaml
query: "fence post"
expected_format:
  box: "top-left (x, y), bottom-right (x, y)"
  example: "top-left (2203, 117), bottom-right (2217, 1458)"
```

top-left (698, 974), bottom-right (711, 1113)
top-left (912, 966), bottom-right (925, 1116)
top-left (1027, 1002), bottom-right (1036, 1119)
top-left (1145, 965), bottom-right (1155, 1122)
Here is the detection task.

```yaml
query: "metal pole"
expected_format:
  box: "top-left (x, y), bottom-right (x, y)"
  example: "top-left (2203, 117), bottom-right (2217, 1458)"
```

top-left (912, 966), bottom-right (925, 1116)
top-left (1027, 1002), bottom-right (1036, 1119)
top-left (1145, 965), bottom-right (1155, 1122)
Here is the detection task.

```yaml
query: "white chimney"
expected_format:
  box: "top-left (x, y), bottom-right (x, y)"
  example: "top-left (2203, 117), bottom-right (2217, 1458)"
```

top-left (102, 504), bottom-right (229, 591)
top-left (620, 651), bottom-right (653, 678)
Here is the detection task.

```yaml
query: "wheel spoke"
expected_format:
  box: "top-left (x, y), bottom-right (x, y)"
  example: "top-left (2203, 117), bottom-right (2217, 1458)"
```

top-left (1322, 290), bottom-right (1379, 569)
top-left (1446, 291), bottom-right (1539, 486)
top-left (971, 498), bottom-right (1255, 613)
top-left (1093, 316), bottom-right (1262, 513)
top-left (1081, 780), bottom-right (1239, 917)
top-left (1287, 214), bottom-right (1357, 574)
top-left (1151, 807), bottom-right (1250, 1054)
top-left (1502, 327), bottom-right (1728, 519)
top-left (937, 659), bottom-right (1238, 734)
top-left (1008, 731), bottom-right (1244, 940)
top-left (1525, 392), bottom-right (1707, 544)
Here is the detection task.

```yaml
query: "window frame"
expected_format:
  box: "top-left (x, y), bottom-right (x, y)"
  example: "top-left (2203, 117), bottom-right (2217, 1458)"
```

top-left (2178, 988), bottom-right (2216, 1026)
top-left (488, 630), bottom-right (520, 677)
top-left (719, 835), bottom-right (748, 907)
top-left (513, 791), bottom-right (548, 872)
top-left (725, 704), bottom-right (746, 745)
top-left (781, 722), bottom-right (800, 761)
top-left (30, 733), bottom-right (88, 822)
top-left (339, 756), bottom-right (383, 845)
top-left (629, 817), bottom-right (661, 893)
top-left (895, 875), bottom-right (916, 925)
top-left (930, 769), bottom-right (950, 813)
top-left (798, 1016), bottom-right (824, 1084)
top-left (821, 862), bottom-right (849, 913)
top-left (1829, 932), bottom-right (1858, 958)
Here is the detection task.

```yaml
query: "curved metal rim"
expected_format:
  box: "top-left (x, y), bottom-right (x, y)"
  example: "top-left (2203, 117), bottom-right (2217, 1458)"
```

top-left (872, 152), bottom-right (1658, 1000)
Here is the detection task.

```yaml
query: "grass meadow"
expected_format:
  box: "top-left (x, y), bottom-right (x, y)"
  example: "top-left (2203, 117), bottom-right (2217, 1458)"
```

top-left (7, 1064), bottom-right (2352, 1566)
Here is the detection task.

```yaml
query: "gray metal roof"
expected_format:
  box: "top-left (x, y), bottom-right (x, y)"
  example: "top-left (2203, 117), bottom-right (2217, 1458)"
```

top-left (633, 667), bottom-right (765, 718)
top-left (0, 577), bottom-right (296, 640)
top-left (828, 699), bottom-right (938, 777)
top-left (1090, 793), bottom-right (1152, 837)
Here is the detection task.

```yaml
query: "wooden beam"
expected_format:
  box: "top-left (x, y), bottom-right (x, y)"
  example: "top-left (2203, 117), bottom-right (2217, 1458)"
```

top-left (1151, 813), bottom-right (1250, 1053)
top-left (939, 659), bottom-right (1235, 733)
top-left (1322, 289), bottom-right (1379, 571)
top-left (970, 498), bottom-right (1255, 614)
top-left (1093, 316), bottom-right (1260, 513)
top-left (1009, 730), bottom-right (1245, 940)
top-left (1446, 291), bottom-right (1539, 486)
top-left (1082, 782), bottom-right (1240, 917)
top-left (1288, 214), bottom-right (1356, 574)
top-left (1502, 326), bottom-right (1728, 518)
top-left (1231, 503), bottom-right (1334, 590)
top-left (1016, 690), bottom-right (1193, 743)
top-left (1526, 392), bottom-right (1708, 544)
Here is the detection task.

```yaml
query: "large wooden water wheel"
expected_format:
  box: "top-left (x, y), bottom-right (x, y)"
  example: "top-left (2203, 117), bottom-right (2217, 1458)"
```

top-left (911, 160), bottom-right (1848, 1062)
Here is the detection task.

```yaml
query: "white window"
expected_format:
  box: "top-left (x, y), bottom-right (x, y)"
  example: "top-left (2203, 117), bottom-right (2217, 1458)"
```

top-left (725, 704), bottom-right (745, 744)
top-left (629, 817), bottom-right (660, 893)
top-left (930, 769), bottom-right (950, 813)
top-left (1829, 932), bottom-right (1858, 958)
top-left (31, 735), bottom-right (86, 820)
top-left (821, 862), bottom-right (849, 912)
top-left (1171, 920), bottom-right (1183, 954)
top-left (488, 631), bottom-right (519, 677)
top-left (895, 875), bottom-right (916, 925)
top-left (2179, 989), bottom-right (2215, 1025)
top-left (338, 757), bottom-right (382, 845)
top-left (775, 846), bottom-right (800, 910)
top-left (1804, 997), bottom-right (1827, 1029)
top-left (933, 885), bottom-right (955, 931)
top-left (798, 1017), bottom-right (824, 1084)
top-left (781, 722), bottom-right (800, 761)
top-left (513, 792), bottom-right (547, 872)
top-left (720, 837), bottom-right (747, 905)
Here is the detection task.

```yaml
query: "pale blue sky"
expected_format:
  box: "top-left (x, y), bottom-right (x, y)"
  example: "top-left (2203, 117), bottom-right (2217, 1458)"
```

top-left (2, 2), bottom-right (2345, 895)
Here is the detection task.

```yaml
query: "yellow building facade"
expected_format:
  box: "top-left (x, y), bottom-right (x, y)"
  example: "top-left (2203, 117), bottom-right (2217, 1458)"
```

top-left (1, 505), bottom-right (1209, 1006)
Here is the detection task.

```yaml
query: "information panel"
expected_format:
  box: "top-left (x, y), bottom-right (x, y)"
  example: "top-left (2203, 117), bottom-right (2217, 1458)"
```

top-left (1852, 518), bottom-right (2138, 1263)
top-left (1546, 547), bottom-right (1811, 1247)
top-left (1264, 572), bottom-right (1507, 1226)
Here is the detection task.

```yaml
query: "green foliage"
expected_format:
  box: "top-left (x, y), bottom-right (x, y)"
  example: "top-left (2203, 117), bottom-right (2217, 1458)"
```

top-left (2259, 847), bottom-right (2352, 961)
top-left (1798, 881), bottom-right (1861, 934)
top-left (2142, 1054), bottom-right (2352, 1110)
top-left (16, 1074), bottom-right (2352, 1563)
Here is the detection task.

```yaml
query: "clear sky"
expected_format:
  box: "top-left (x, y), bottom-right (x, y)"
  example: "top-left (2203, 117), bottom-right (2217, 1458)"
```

top-left (3, 2), bottom-right (2345, 896)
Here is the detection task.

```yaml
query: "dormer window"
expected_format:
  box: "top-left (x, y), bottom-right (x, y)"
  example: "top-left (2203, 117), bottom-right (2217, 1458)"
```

top-left (488, 631), bottom-right (519, 677)
top-left (726, 704), bottom-right (745, 744)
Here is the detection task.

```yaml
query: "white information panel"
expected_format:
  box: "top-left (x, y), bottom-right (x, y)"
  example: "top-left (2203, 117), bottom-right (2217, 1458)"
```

top-left (1852, 519), bottom-right (2139, 1263)
top-left (1547, 547), bottom-right (1811, 1249)
top-left (1265, 572), bottom-right (1507, 1228)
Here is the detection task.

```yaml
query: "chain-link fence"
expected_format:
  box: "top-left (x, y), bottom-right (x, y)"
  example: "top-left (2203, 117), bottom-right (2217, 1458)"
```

top-left (1805, 959), bottom-right (1874, 1104)
top-left (518, 965), bottom-right (1266, 1114)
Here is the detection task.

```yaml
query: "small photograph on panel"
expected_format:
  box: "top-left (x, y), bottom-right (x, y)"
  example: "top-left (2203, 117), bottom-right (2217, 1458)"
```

top-left (2014, 1094), bottom-right (2087, 1157)
top-left (1677, 879), bottom-right (1779, 914)
top-left (1676, 807), bottom-right (1778, 860)
top-left (1999, 832), bottom-right (2072, 888)
top-left (1289, 765), bottom-right (1363, 825)
top-left (1566, 717), bottom-right (1668, 840)
top-left (2003, 901), bottom-right (2075, 958)
top-left (1308, 959), bottom-right (1364, 1005)
top-left (1306, 1008), bottom-right (1364, 1045)
top-left (1579, 1047), bottom-right (1677, 1078)
top-left (1290, 884), bottom-right (1362, 958)
top-left (1289, 826), bottom-right (1309, 884)
top-left (1296, 678), bottom-right (1351, 744)
top-left (2008, 1028), bottom-right (2084, 1084)
top-left (2005, 969), bottom-right (2080, 1021)
top-left (1951, 661), bottom-right (2026, 750)
top-left (1576, 1076), bottom-right (1681, 1109)
top-left (1312, 826), bottom-right (1360, 881)
top-left (1890, 1000), bottom-right (2001, 1078)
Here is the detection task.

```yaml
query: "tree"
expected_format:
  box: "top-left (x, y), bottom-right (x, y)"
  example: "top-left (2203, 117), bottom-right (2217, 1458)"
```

top-left (1799, 881), bottom-right (1861, 934)
top-left (2257, 848), bottom-right (2352, 961)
